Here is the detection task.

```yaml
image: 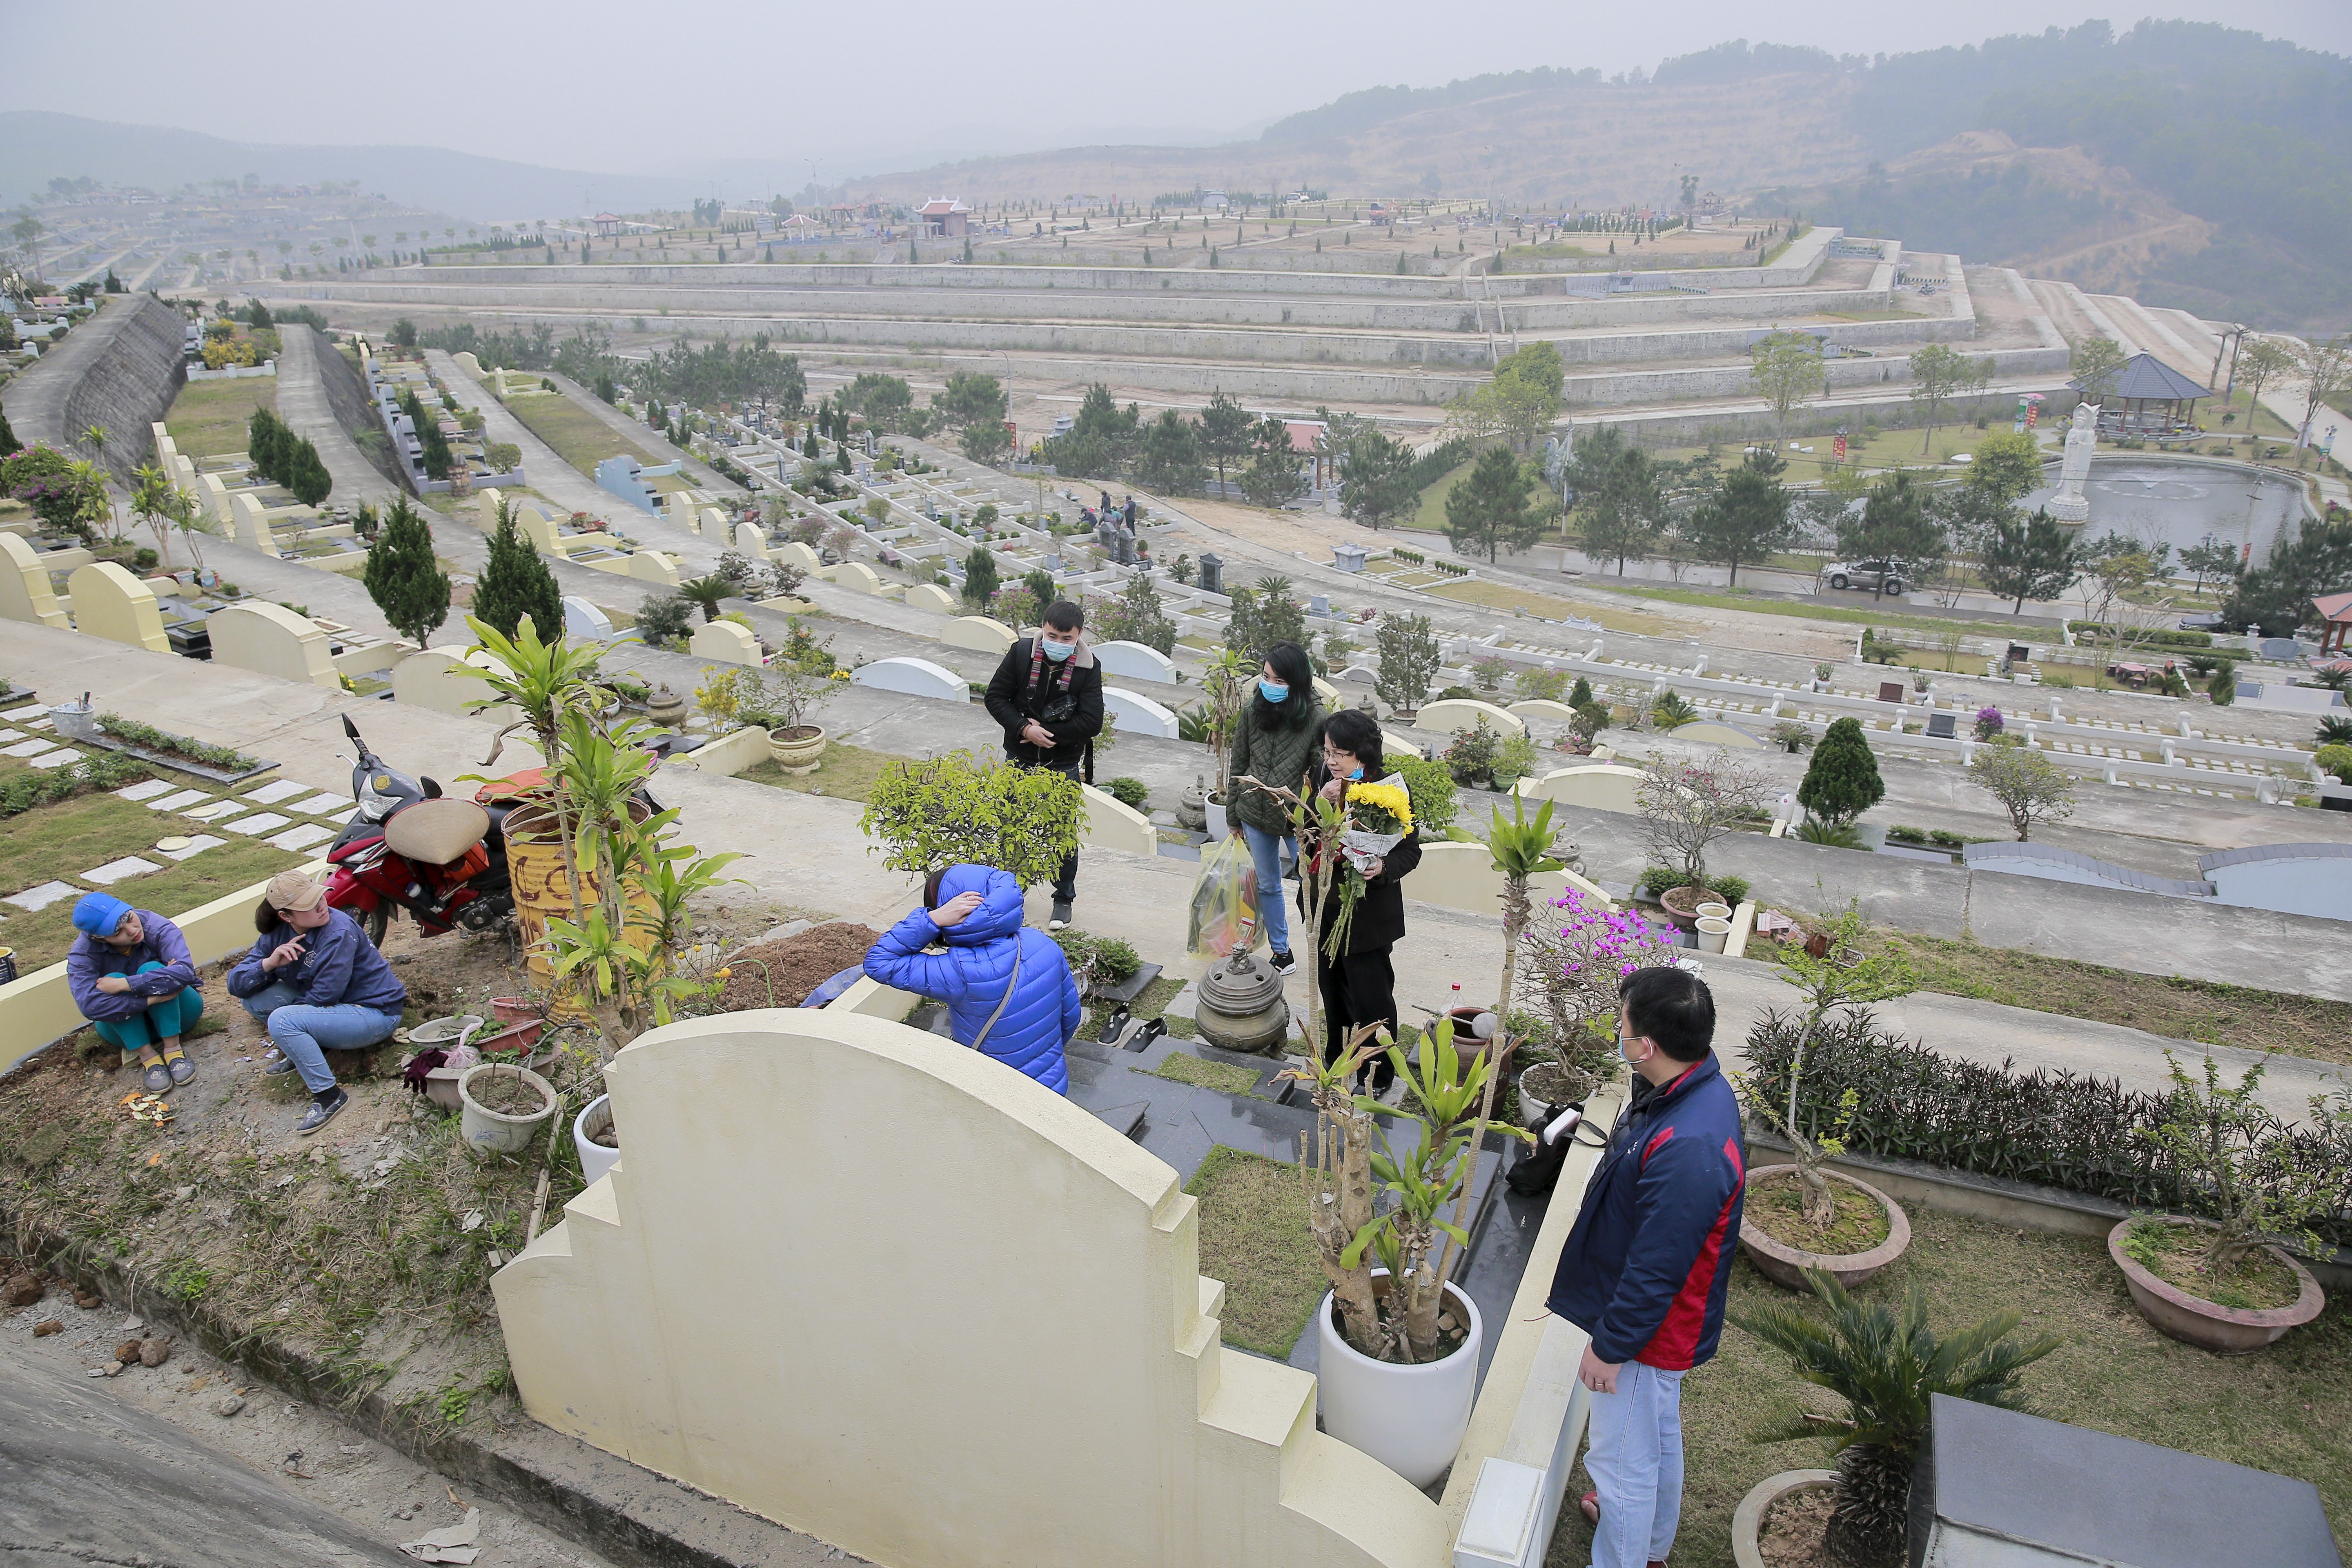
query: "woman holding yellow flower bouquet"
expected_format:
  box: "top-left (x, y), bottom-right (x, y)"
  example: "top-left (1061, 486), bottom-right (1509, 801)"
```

top-left (1300, 708), bottom-right (1421, 1096)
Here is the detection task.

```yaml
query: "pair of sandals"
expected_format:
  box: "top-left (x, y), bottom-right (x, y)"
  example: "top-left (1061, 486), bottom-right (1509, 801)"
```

top-left (135, 1052), bottom-right (194, 1094)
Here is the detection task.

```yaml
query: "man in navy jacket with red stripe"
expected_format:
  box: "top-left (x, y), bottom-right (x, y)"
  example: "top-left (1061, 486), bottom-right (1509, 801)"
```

top-left (1546, 966), bottom-right (1746, 1568)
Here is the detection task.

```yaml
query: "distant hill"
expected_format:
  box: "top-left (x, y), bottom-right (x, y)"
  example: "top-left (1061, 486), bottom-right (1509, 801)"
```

top-left (0, 112), bottom-right (703, 220)
top-left (838, 20), bottom-right (2350, 332)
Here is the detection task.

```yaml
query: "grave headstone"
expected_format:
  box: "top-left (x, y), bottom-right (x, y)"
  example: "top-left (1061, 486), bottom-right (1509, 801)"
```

top-left (1198, 552), bottom-right (1223, 594)
top-left (208, 602), bottom-right (340, 689)
top-left (1877, 680), bottom-right (1907, 704)
top-left (65, 563), bottom-right (170, 654)
top-left (1926, 712), bottom-right (1958, 739)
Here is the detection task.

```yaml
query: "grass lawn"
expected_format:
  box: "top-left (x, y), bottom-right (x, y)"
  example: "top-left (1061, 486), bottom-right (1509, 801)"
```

top-left (736, 742), bottom-right (899, 804)
top-left (1187, 1145), bottom-right (1328, 1358)
top-left (1546, 1208), bottom-right (2352, 1567)
top-left (1154, 1051), bottom-right (1264, 1096)
top-left (1429, 579), bottom-right (1679, 638)
top-left (1584, 580), bottom-right (2033, 639)
top-left (1408, 458), bottom-right (1475, 533)
top-left (501, 393), bottom-right (688, 490)
top-left (1871, 931), bottom-right (2352, 1067)
top-left (0, 768), bottom-right (306, 973)
top-left (164, 378), bottom-right (277, 461)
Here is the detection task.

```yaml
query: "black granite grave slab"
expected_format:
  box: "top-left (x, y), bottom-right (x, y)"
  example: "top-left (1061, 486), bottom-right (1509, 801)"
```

top-left (1915, 1394), bottom-right (2341, 1568)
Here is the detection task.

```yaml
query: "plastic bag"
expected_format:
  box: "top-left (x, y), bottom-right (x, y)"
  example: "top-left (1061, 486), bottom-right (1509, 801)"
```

top-left (1187, 835), bottom-right (1262, 959)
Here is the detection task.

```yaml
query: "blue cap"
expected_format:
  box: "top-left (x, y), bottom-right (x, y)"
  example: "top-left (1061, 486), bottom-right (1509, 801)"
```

top-left (72, 892), bottom-right (133, 938)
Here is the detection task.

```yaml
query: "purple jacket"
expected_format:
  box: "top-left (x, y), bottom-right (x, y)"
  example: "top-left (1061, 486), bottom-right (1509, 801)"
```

top-left (67, 912), bottom-right (202, 1022)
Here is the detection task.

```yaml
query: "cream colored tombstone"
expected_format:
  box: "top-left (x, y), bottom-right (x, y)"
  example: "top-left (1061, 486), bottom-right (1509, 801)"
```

top-left (1672, 719), bottom-right (1765, 749)
top-left (1078, 783), bottom-right (1158, 855)
top-left (1408, 839), bottom-right (1614, 920)
top-left (773, 540), bottom-right (821, 573)
top-left (476, 488), bottom-right (505, 529)
top-left (0, 532), bottom-right (70, 629)
top-left (207, 601), bottom-right (339, 689)
top-left (390, 648), bottom-right (490, 715)
top-left (733, 521), bottom-right (770, 559)
top-left (1414, 697), bottom-right (1526, 737)
top-left (904, 582), bottom-right (958, 615)
top-left (665, 492), bottom-right (697, 531)
top-left (832, 561), bottom-right (885, 595)
top-left (1381, 728), bottom-right (1426, 763)
top-left (1513, 763), bottom-right (1647, 817)
top-left (199, 473), bottom-right (235, 524)
top-left (1312, 674), bottom-right (1342, 707)
top-left (1506, 699), bottom-right (1581, 728)
top-left (699, 507), bottom-right (730, 540)
top-left (229, 492), bottom-right (274, 550)
top-left (517, 509), bottom-right (564, 554)
top-left (939, 614), bottom-right (1017, 656)
top-left (628, 550), bottom-right (679, 587)
top-left (490, 1009), bottom-right (1443, 1568)
top-left (689, 619), bottom-right (762, 666)
top-left (65, 563), bottom-right (169, 653)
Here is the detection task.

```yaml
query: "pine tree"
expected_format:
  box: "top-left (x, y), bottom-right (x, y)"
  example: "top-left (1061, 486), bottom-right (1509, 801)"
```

top-left (1798, 717), bottom-right (1884, 829)
top-left (418, 421), bottom-right (454, 482)
top-left (1568, 675), bottom-right (1594, 708)
top-left (0, 405), bottom-right (18, 458)
top-left (473, 503), bottom-right (563, 641)
top-left (962, 545), bottom-right (1000, 610)
top-left (285, 439), bottom-right (333, 506)
top-left (362, 497), bottom-right (450, 647)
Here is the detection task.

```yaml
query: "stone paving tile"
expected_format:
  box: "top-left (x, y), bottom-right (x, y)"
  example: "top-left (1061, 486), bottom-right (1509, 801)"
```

top-left (4, 880), bottom-right (81, 913)
top-left (156, 835), bottom-right (227, 862)
top-left (222, 812), bottom-right (292, 835)
top-left (0, 728), bottom-right (24, 743)
top-left (183, 801), bottom-right (245, 821)
top-left (28, 749), bottom-right (83, 769)
top-left (0, 703), bottom-right (46, 721)
top-left (266, 823), bottom-right (336, 851)
top-left (1, 737), bottom-right (57, 757)
top-left (148, 789), bottom-right (213, 813)
top-left (287, 792), bottom-right (355, 817)
top-left (114, 779), bottom-right (174, 802)
top-left (243, 778), bottom-right (314, 806)
top-left (82, 856), bottom-right (162, 886)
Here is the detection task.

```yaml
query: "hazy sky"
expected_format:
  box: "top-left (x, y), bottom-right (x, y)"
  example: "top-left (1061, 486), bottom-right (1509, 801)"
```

top-left (7, 1), bottom-right (2348, 178)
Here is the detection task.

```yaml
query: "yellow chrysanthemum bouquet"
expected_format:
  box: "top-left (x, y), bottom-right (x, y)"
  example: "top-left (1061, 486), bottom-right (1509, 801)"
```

top-left (1324, 773), bottom-right (1413, 958)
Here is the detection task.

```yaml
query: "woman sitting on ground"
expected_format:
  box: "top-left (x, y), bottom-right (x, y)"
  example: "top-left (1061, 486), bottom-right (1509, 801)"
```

top-left (225, 870), bottom-right (409, 1136)
top-left (66, 893), bottom-right (205, 1094)
top-left (862, 863), bottom-right (1082, 1094)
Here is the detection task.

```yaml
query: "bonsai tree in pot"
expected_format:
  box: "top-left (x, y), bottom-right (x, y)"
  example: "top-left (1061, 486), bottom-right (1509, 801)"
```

top-left (1735, 903), bottom-right (1915, 1232)
top-left (739, 630), bottom-right (842, 771)
top-left (2112, 1052), bottom-right (2343, 1349)
top-left (1635, 748), bottom-right (1770, 921)
top-left (1735, 1270), bottom-right (2060, 1568)
top-left (1515, 885), bottom-right (1678, 1107)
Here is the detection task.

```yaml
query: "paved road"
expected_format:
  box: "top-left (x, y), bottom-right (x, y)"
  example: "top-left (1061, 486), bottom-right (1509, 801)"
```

top-left (425, 350), bottom-right (637, 526)
top-left (274, 324), bottom-right (401, 506)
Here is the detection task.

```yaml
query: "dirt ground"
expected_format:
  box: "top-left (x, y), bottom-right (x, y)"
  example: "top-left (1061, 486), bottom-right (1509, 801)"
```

top-left (1, 1288), bottom-right (620, 1568)
top-left (715, 921), bottom-right (885, 1009)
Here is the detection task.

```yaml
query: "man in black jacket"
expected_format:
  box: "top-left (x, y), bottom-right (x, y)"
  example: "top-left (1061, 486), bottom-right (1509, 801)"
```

top-left (982, 601), bottom-right (1104, 930)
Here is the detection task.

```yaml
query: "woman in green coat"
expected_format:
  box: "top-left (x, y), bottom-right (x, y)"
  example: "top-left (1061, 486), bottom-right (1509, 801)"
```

top-left (1224, 641), bottom-right (1323, 974)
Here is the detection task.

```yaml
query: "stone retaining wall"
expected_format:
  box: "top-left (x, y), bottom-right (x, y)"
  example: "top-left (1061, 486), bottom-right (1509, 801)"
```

top-left (0, 295), bottom-right (187, 484)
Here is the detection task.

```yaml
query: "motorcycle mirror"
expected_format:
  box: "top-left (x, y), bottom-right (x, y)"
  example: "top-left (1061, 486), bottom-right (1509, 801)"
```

top-left (421, 777), bottom-right (443, 799)
top-left (341, 715), bottom-right (361, 742)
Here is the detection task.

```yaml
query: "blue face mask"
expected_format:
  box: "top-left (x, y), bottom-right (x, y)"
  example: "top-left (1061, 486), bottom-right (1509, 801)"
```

top-left (1259, 679), bottom-right (1288, 703)
top-left (1041, 637), bottom-right (1074, 662)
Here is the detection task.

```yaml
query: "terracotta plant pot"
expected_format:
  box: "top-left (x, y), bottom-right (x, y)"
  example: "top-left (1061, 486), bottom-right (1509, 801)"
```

top-left (490, 997), bottom-right (539, 1024)
top-left (1738, 1164), bottom-right (1912, 1290)
top-left (1657, 884), bottom-right (1716, 931)
top-left (2107, 1216), bottom-right (2325, 1354)
top-left (1731, 1470), bottom-right (1838, 1568)
top-left (766, 723), bottom-right (827, 775)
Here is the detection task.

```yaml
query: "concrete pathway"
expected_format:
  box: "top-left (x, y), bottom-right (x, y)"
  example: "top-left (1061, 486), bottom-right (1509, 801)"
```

top-left (425, 352), bottom-right (643, 528)
top-left (274, 325), bottom-right (400, 506)
top-left (4, 619), bottom-right (2339, 1125)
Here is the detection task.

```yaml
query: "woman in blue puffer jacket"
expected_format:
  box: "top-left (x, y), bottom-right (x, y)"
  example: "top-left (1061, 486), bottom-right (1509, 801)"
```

top-left (863, 864), bottom-right (1082, 1094)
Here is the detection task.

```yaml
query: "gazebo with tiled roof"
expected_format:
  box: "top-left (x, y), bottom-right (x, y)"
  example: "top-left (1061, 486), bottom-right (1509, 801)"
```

top-left (2072, 352), bottom-right (2207, 440)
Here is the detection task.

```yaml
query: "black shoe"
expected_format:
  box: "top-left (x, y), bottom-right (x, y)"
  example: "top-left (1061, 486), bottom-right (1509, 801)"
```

top-left (296, 1089), bottom-right (347, 1136)
top-left (1127, 1018), bottom-right (1166, 1052)
top-left (1049, 899), bottom-right (1073, 931)
top-left (1096, 1006), bottom-right (1131, 1044)
top-left (1267, 949), bottom-right (1297, 976)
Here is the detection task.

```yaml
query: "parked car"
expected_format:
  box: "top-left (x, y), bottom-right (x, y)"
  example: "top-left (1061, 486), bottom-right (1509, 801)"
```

top-left (1824, 559), bottom-right (1910, 594)
top-left (2177, 612), bottom-right (2224, 632)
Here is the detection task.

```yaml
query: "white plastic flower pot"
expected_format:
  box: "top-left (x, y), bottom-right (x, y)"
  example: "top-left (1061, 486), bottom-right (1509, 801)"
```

top-left (1204, 795), bottom-right (1227, 839)
top-left (574, 1093), bottom-right (620, 1188)
top-left (1315, 1272), bottom-right (1483, 1489)
top-left (457, 1063), bottom-right (557, 1157)
top-left (1697, 915), bottom-right (1732, 953)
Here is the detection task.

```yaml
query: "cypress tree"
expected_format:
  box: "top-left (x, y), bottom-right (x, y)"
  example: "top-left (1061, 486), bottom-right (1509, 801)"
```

top-left (1568, 675), bottom-right (1593, 708)
top-left (962, 545), bottom-right (1000, 609)
top-left (286, 439), bottom-right (333, 506)
top-left (362, 497), bottom-right (450, 647)
top-left (472, 503), bottom-right (562, 641)
top-left (1797, 716), bottom-right (1884, 829)
top-left (0, 405), bottom-right (17, 458)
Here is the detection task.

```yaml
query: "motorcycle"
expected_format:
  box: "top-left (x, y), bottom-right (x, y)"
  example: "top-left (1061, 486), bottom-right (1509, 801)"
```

top-left (324, 715), bottom-right (523, 948)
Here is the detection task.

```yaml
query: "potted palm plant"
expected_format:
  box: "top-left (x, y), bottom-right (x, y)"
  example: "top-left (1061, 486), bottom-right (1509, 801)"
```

top-left (1734, 904), bottom-right (1918, 1288)
top-left (1731, 1271), bottom-right (2059, 1568)
top-left (2108, 1053), bottom-right (2335, 1353)
top-left (1196, 648), bottom-right (1252, 837)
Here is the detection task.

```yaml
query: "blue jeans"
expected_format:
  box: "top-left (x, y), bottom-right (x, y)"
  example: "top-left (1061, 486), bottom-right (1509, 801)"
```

top-left (241, 982), bottom-right (403, 1095)
top-left (90, 961), bottom-right (205, 1053)
top-left (1584, 1360), bottom-right (1685, 1568)
top-left (1239, 823), bottom-right (1296, 955)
